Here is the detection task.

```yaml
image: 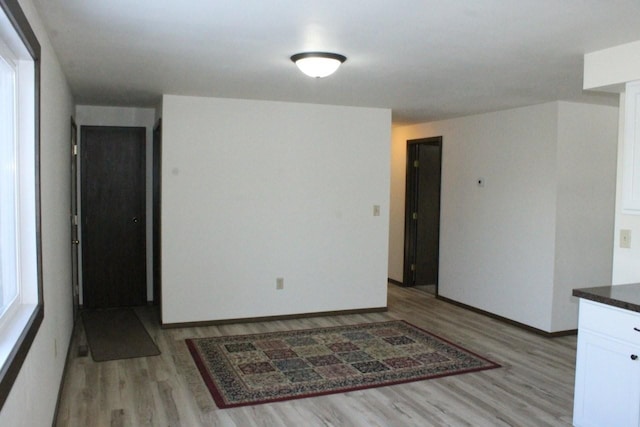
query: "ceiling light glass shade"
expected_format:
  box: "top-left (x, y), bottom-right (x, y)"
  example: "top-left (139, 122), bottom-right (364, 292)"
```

top-left (291, 52), bottom-right (347, 78)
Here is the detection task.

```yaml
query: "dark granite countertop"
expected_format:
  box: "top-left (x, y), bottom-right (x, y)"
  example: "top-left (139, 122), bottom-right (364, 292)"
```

top-left (573, 283), bottom-right (640, 313)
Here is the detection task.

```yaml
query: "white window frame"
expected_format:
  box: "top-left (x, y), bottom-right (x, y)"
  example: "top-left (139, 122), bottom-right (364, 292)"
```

top-left (0, 37), bottom-right (19, 322)
top-left (0, 0), bottom-right (42, 410)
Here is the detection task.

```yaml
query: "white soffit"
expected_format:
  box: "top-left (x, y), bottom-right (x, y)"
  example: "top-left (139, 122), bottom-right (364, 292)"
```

top-left (584, 40), bottom-right (640, 92)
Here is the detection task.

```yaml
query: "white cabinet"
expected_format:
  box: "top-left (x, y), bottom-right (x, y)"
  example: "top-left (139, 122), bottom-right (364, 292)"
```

top-left (622, 80), bottom-right (640, 214)
top-left (574, 299), bottom-right (640, 426)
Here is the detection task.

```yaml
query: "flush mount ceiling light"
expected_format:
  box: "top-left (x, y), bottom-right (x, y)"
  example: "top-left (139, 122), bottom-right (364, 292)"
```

top-left (290, 52), bottom-right (347, 78)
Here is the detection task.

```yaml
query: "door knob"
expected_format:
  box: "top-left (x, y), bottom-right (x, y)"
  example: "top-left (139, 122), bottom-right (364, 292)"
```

top-left (132, 217), bottom-right (139, 223)
top-left (631, 354), bottom-right (638, 361)
top-left (72, 240), bottom-right (79, 245)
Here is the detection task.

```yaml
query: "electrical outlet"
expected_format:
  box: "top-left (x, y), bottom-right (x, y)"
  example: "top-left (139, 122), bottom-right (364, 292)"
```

top-left (276, 278), bottom-right (284, 290)
top-left (621, 229), bottom-right (632, 248)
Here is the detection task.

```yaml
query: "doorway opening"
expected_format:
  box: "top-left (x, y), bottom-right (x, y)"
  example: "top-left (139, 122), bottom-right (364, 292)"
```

top-left (403, 136), bottom-right (442, 295)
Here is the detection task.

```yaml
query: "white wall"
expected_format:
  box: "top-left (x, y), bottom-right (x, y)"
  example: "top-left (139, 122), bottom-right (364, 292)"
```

top-left (390, 102), bottom-right (618, 332)
top-left (392, 104), bottom-right (558, 331)
top-left (612, 93), bottom-right (640, 284)
top-left (584, 41), bottom-right (640, 285)
top-left (0, 0), bottom-right (74, 425)
top-left (74, 105), bottom-right (157, 301)
top-left (583, 40), bottom-right (640, 286)
top-left (552, 102), bottom-right (618, 329)
top-left (161, 95), bottom-right (390, 324)
top-left (388, 124), bottom-right (407, 283)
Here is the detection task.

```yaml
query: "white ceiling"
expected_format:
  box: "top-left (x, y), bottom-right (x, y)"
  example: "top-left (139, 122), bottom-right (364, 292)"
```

top-left (31, 0), bottom-right (640, 124)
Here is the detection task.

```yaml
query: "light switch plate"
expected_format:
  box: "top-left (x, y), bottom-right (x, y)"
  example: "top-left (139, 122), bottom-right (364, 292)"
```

top-left (621, 229), bottom-right (631, 248)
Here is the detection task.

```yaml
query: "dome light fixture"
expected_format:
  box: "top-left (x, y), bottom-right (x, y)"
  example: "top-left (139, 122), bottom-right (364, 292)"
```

top-left (290, 52), bottom-right (347, 78)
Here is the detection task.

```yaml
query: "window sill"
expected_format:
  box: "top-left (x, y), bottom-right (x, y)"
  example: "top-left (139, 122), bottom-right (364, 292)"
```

top-left (0, 303), bottom-right (42, 409)
top-left (0, 303), bottom-right (36, 364)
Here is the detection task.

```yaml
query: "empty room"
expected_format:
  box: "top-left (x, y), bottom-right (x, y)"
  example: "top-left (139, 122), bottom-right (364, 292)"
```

top-left (1, 1), bottom-right (640, 426)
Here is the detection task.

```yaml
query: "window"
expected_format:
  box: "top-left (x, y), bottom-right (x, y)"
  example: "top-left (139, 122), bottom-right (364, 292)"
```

top-left (0, 0), bottom-right (42, 410)
top-left (0, 35), bottom-right (18, 322)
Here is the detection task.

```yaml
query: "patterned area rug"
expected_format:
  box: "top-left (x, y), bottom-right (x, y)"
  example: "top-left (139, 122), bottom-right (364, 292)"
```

top-left (186, 320), bottom-right (500, 408)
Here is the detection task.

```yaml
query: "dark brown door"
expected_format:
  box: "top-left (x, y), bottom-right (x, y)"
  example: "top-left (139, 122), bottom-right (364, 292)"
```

top-left (403, 136), bottom-right (442, 289)
top-left (70, 118), bottom-right (79, 318)
top-left (81, 126), bottom-right (146, 308)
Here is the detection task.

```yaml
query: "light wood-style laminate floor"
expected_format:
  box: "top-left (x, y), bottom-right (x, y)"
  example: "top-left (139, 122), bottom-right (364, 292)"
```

top-left (55, 284), bottom-right (577, 426)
